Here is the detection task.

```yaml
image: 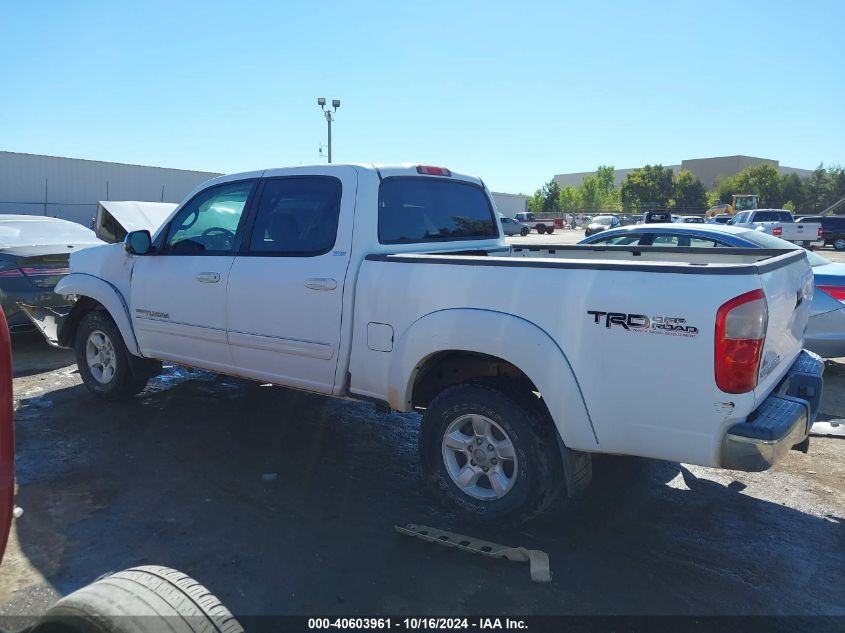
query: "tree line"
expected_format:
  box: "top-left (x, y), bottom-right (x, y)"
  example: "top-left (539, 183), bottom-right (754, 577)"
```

top-left (527, 163), bottom-right (845, 216)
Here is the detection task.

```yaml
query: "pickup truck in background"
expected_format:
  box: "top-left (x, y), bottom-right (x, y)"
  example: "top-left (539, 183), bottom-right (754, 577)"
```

top-left (24, 163), bottom-right (823, 524)
top-left (729, 209), bottom-right (823, 248)
top-left (513, 212), bottom-right (559, 234)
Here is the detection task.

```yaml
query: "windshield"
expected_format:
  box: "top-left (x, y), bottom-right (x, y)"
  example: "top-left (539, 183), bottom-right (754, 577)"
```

top-left (736, 229), bottom-right (831, 266)
top-left (593, 215), bottom-right (614, 223)
top-left (0, 219), bottom-right (100, 248)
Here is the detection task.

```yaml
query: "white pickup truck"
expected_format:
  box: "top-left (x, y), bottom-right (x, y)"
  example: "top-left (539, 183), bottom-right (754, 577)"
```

top-left (25, 164), bottom-right (824, 524)
top-left (729, 209), bottom-right (823, 247)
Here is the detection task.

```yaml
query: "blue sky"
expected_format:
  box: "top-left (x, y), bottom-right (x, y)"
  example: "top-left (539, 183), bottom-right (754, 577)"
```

top-left (1, 1), bottom-right (842, 194)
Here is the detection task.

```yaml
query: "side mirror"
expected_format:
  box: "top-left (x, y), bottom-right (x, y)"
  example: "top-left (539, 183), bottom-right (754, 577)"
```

top-left (124, 230), bottom-right (153, 255)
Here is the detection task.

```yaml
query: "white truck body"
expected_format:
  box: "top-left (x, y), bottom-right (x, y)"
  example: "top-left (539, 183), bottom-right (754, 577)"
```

top-left (39, 164), bottom-right (824, 523)
top-left (730, 209), bottom-right (823, 247)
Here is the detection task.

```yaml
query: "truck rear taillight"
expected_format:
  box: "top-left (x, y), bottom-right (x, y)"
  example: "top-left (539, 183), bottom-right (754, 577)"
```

top-left (818, 227), bottom-right (824, 238)
top-left (416, 165), bottom-right (452, 177)
top-left (715, 289), bottom-right (768, 394)
top-left (772, 226), bottom-right (783, 237)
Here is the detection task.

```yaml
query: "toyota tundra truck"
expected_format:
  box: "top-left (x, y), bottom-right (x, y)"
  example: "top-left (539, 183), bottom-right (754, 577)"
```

top-left (24, 164), bottom-right (823, 524)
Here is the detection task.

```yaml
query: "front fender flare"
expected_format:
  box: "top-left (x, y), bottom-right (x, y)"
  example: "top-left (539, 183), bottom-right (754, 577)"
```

top-left (55, 273), bottom-right (140, 356)
top-left (388, 308), bottom-right (600, 451)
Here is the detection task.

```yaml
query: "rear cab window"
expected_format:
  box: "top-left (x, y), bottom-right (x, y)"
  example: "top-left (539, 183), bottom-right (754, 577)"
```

top-left (754, 211), bottom-right (793, 222)
top-left (378, 178), bottom-right (498, 244)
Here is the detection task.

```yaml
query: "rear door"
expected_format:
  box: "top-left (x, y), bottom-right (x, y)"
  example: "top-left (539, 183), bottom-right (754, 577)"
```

top-left (226, 167), bottom-right (356, 394)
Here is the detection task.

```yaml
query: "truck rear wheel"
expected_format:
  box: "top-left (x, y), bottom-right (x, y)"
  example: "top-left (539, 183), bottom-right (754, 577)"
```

top-left (834, 238), bottom-right (845, 251)
top-left (535, 224), bottom-right (546, 235)
top-left (75, 311), bottom-right (149, 400)
top-left (31, 565), bottom-right (242, 633)
top-left (420, 382), bottom-right (563, 525)
top-left (546, 226), bottom-right (554, 234)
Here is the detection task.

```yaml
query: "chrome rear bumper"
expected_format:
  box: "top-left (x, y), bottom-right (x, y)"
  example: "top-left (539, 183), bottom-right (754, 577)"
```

top-left (722, 350), bottom-right (824, 472)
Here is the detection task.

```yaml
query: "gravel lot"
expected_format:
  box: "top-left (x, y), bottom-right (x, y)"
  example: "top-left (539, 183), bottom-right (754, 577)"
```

top-left (0, 236), bottom-right (842, 625)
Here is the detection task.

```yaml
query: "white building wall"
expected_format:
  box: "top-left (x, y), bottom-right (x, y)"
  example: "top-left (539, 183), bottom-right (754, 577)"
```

top-left (492, 192), bottom-right (528, 216)
top-left (0, 151), bottom-right (220, 226)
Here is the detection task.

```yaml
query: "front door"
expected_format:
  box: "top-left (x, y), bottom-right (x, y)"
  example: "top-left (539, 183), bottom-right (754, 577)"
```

top-left (131, 178), bottom-right (257, 372)
top-left (226, 168), bottom-right (356, 394)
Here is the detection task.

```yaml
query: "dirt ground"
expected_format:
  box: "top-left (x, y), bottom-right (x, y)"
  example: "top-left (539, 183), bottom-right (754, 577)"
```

top-left (0, 329), bottom-right (842, 627)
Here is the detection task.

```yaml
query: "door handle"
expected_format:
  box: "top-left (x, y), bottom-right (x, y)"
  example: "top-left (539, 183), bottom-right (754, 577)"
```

top-left (196, 272), bottom-right (221, 283)
top-left (305, 278), bottom-right (337, 291)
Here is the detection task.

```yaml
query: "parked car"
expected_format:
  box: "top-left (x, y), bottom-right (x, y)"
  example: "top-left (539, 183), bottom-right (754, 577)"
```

top-left (679, 216), bottom-right (704, 224)
top-left (579, 223), bottom-right (845, 358)
top-left (26, 164), bottom-right (821, 524)
top-left (729, 209), bottom-right (822, 248)
top-left (642, 209), bottom-right (673, 223)
top-left (583, 214), bottom-right (620, 236)
top-left (499, 214), bottom-right (530, 236)
top-left (513, 212), bottom-right (556, 234)
top-left (707, 214), bottom-right (733, 224)
top-left (796, 215), bottom-right (845, 251)
top-left (0, 215), bottom-right (103, 332)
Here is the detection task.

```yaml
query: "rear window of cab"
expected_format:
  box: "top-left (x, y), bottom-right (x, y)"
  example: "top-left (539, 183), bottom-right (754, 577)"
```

top-left (378, 178), bottom-right (498, 244)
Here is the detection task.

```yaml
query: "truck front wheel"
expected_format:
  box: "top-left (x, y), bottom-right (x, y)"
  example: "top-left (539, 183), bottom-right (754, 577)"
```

top-left (75, 311), bottom-right (149, 400)
top-left (420, 383), bottom-right (563, 525)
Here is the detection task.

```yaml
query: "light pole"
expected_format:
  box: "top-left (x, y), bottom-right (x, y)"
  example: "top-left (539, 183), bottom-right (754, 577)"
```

top-left (317, 97), bottom-right (340, 163)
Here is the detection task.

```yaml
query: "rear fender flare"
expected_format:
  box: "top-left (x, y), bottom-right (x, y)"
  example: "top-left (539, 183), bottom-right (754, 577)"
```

top-left (55, 273), bottom-right (140, 356)
top-left (388, 308), bottom-right (600, 451)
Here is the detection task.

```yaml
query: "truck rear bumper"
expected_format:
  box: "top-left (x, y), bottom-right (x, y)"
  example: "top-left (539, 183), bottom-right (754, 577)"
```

top-left (722, 350), bottom-right (823, 472)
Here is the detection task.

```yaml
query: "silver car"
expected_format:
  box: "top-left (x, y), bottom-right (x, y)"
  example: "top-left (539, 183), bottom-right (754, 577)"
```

top-left (500, 215), bottom-right (530, 237)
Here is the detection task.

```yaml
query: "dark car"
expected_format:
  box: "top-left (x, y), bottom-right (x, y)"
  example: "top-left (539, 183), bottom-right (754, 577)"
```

top-left (583, 214), bottom-right (620, 237)
top-left (707, 214), bottom-right (732, 224)
top-left (642, 210), bottom-right (672, 223)
top-left (0, 215), bottom-right (103, 332)
top-left (796, 215), bottom-right (845, 250)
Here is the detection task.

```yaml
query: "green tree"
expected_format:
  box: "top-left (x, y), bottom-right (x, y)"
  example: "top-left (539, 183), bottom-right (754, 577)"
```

top-left (528, 178), bottom-right (562, 214)
top-left (558, 185), bottom-right (582, 213)
top-left (672, 170), bottom-right (708, 213)
top-left (578, 165), bottom-right (621, 213)
top-left (717, 164), bottom-right (782, 208)
top-left (620, 165), bottom-right (674, 212)
top-left (779, 173), bottom-right (804, 212)
top-left (803, 164), bottom-right (832, 213)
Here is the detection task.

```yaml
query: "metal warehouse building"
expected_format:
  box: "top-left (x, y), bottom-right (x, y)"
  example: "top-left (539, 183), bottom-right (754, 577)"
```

top-left (0, 151), bottom-right (220, 226)
top-left (0, 150), bottom-right (527, 225)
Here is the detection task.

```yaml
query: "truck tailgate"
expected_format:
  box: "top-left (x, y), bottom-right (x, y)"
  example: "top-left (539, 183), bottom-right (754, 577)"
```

top-left (753, 251), bottom-right (814, 402)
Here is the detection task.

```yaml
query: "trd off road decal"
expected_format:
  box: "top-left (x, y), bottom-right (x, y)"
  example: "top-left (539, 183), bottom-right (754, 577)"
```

top-left (587, 311), bottom-right (699, 337)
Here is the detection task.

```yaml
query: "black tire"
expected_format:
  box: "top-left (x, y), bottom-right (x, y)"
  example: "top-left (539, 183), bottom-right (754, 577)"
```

top-left (31, 565), bottom-right (243, 633)
top-left (520, 227), bottom-right (529, 236)
top-left (420, 382), bottom-right (563, 525)
top-left (536, 224), bottom-right (546, 235)
top-left (834, 238), bottom-right (845, 251)
top-left (75, 311), bottom-right (149, 400)
top-left (546, 227), bottom-right (555, 234)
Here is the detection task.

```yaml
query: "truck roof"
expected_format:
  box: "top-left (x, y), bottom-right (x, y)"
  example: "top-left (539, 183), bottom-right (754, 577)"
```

top-left (200, 163), bottom-right (485, 188)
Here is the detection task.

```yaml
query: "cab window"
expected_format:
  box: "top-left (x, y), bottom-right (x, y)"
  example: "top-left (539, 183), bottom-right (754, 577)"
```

top-left (165, 180), bottom-right (256, 255)
top-left (247, 177), bottom-right (342, 255)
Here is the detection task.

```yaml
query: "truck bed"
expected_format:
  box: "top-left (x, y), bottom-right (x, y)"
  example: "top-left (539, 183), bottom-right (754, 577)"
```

top-left (351, 244), bottom-right (812, 469)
